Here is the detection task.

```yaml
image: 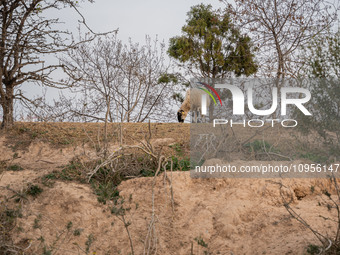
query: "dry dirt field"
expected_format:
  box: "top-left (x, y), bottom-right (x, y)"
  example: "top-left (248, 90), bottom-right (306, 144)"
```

top-left (0, 122), bottom-right (339, 255)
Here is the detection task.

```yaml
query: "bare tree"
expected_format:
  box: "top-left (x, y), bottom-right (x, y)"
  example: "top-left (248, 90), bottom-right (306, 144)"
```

top-left (220, 0), bottom-right (340, 78)
top-left (61, 34), bottom-right (177, 123)
top-left (0, 0), bottom-right (116, 129)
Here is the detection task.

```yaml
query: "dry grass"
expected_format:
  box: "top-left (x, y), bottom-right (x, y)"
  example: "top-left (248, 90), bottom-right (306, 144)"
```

top-left (1, 122), bottom-right (190, 151)
top-left (0, 121), bottom-right (334, 163)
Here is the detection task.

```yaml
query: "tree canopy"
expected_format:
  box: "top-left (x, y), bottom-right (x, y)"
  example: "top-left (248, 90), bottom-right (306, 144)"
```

top-left (168, 4), bottom-right (257, 79)
top-left (221, 0), bottom-right (340, 78)
top-left (296, 31), bottom-right (340, 156)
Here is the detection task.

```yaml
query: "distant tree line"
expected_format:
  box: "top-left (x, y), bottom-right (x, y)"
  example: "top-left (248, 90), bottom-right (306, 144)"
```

top-left (0, 0), bottom-right (339, 127)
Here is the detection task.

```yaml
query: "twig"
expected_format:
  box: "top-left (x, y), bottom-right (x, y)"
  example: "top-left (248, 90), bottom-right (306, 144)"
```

top-left (258, 151), bottom-right (292, 161)
top-left (86, 148), bottom-right (123, 182)
top-left (241, 126), bottom-right (271, 147)
top-left (144, 155), bottom-right (165, 255)
top-left (274, 181), bottom-right (331, 250)
top-left (169, 159), bottom-right (175, 215)
top-left (121, 215), bottom-right (134, 255)
top-left (4, 186), bottom-right (28, 201)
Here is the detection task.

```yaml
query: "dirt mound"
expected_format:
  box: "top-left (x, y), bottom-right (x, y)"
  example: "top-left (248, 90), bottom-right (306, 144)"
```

top-left (0, 123), bottom-right (338, 254)
top-left (11, 181), bottom-right (113, 254)
top-left (1, 167), bottom-right (335, 255)
top-left (117, 172), bottom-right (336, 255)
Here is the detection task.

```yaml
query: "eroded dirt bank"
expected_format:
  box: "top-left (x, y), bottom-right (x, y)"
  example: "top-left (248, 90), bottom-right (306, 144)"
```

top-left (0, 123), bottom-right (338, 254)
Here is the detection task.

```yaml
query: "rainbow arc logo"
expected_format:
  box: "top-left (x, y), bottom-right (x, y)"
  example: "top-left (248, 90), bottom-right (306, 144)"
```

top-left (196, 82), bottom-right (222, 117)
top-left (197, 82), bottom-right (223, 106)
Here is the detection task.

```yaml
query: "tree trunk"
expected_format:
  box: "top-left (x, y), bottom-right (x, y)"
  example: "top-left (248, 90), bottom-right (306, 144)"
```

top-left (1, 95), bottom-right (14, 129)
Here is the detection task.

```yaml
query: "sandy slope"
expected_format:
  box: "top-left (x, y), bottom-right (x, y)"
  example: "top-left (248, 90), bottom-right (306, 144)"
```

top-left (0, 136), bottom-right (338, 254)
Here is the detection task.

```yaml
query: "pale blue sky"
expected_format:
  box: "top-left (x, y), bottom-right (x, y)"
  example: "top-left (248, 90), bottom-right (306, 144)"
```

top-left (60, 0), bottom-right (225, 44)
top-left (22, 1), bottom-right (226, 101)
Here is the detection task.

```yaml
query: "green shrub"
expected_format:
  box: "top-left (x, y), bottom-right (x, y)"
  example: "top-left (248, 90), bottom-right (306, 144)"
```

top-left (307, 244), bottom-right (320, 255)
top-left (244, 140), bottom-right (272, 153)
top-left (26, 184), bottom-right (43, 197)
top-left (92, 181), bottom-right (119, 204)
top-left (7, 164), bottom-right (23, 171)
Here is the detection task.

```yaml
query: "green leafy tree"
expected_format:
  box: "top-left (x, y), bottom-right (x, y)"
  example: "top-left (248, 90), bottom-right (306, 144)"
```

top-left (297, 31), bottom-right (340, 158)
top-left (168, 4), bottom-right (257, 79)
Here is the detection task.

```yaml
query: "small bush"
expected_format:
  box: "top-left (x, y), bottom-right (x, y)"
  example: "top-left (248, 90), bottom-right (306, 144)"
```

top-left (307, 244), bottom-right (321, 255)
top-left (42, 173), bottom-right (57, 180)
top-left (92, 181), bottom-right (119, 204)
top-left (194, 236), bottom-right (208, 248)
top-left (169, 143), bottom-right (184, 156)
top-left (244, 140), bottom-right (272, 153)
top-left (299, 152), bottom-right (328, 163)
top-left (56, 161), bottom-right (86, 182)
top-left (42, 247), bottom-right (52, 255)
top-left (26, 184), bottom-right (43, 197)
top-left (85, 234), bottom-right (95, 253)
top-left (73, 228), bottom-right (83, 236)
top-left (66, 221), bottom-right (73, 230)
top-left (7, 164), bottom-right (24, 171)
top-left (33, 217), bottom-right (41, 229)
top-left (170, 156), bottom-right (190, 171)
top-left (0, 204), bottom-right (21, 252)
top-left (41, 173), bottom-right (58, 187)
top-left (56, 144), bottom-right (190, 204)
